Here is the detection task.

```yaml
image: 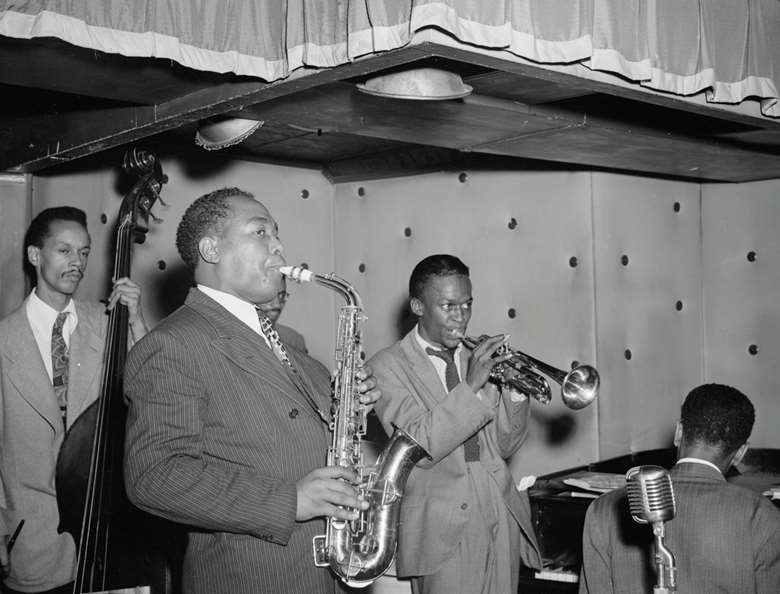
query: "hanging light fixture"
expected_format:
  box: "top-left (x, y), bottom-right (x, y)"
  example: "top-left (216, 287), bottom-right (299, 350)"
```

top-left (195, 116), bottom-right (264, 151)
top-left (356, 67), bottom-right (472, 101)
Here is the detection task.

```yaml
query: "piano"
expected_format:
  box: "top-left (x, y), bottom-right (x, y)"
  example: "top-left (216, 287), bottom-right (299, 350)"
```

top-left (518, 447), bottom-right (780, 593)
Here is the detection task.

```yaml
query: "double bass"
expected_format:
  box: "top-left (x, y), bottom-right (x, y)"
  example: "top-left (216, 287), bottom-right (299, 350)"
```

top-left (55, 147), bottom-right (175, 594)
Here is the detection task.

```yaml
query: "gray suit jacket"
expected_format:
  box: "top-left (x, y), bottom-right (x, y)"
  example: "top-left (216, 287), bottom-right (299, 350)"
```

top-left (0, 298), bottom-right (107, 591)
top-left (580, 462), bottom-right (780, 593)
top-left (368, 329), bottom-right (542, 577)
top-left (124, 288), bottom-right (337, 594)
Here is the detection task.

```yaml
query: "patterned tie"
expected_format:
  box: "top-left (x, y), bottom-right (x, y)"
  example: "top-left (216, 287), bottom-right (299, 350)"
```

top-left (51, 312), bottom-right (69, 426)
top-left (426, 347), bottom-right (480, 462)
top-left (257, 311), bottom-right (295, 372)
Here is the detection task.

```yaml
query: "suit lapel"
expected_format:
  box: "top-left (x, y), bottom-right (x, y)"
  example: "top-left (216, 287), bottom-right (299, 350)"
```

top-left (398, 330), bottom-right (449, 408)
top-left (68, 302), bottom-right (106, 420)
top-left (187, 290), bottom-right (325, 421)
top-left (4, 309), bottom-right (62, 432)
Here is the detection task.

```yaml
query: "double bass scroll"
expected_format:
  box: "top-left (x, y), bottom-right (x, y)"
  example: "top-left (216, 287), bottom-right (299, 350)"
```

top-left (55, 147), bottom-right (175, 594)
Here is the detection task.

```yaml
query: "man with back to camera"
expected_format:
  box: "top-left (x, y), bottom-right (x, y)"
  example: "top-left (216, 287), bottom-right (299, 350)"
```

top-left (122, 187), bottom-right (381, 594)
top-left (580, 383), bottom-right (780, 593)
top-left (368, 253), bottom-right (542, 594)
top-left (0, 206), bottom-right (148, 594)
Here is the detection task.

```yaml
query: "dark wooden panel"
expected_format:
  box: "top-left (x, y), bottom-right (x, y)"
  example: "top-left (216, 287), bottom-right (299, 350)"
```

top-left (0, 36), bottom-right (243, 104)
top-left (479, 124), bottom-right (780, 182)
top-left (465, 70), bottom-right (595, 105)
top-left (243, 82), bottom-right (575, 149)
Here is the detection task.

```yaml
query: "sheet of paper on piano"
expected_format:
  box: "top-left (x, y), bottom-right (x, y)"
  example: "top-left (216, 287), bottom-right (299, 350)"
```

top-left (562, 471), bottom-right (626, 493)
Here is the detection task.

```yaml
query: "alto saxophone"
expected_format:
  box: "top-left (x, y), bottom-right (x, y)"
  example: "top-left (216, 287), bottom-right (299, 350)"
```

top-left (281, 266), bottom-right (430, 588)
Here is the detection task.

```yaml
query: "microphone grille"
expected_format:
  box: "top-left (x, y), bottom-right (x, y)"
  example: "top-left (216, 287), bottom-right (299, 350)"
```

top-left (626, 465), bottom-right (676, 524)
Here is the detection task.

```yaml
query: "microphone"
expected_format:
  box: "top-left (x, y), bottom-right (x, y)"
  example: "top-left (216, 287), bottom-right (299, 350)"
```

top-left (626, 465), bottom-right (677, 593)
top-left (626, 465), bottom-right (676, 525)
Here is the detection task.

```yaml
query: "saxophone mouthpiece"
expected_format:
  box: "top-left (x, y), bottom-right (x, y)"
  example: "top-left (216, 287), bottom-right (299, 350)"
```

top-left (280, 265), bottom-right (314, 283)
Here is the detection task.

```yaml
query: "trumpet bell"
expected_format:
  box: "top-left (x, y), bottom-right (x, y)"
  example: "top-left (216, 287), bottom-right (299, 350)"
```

top-left (561, 365), bottom-right (600, 410)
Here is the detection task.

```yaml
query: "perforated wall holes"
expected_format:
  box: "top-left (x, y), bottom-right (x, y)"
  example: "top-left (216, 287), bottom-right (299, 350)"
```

top-left (569, 256), bottom-right (578, 268)
top-left (507, 308), bottom-right (516, 319)
top-left (300, 189), bottom-right (310, 199)
top-left (747, 251), bottom-right (757, 263)
top-left (675, 300), bottom-right (684, 311)
top-left (508, 217), bottom-right (518, 230)
top-left (620, 254), bottom-right (629, 266)
top-left (357, 187), bottom-right (366, 197)
top-left (748, 344), bottom-right (759, 356)
top-left (157, 260), bottom-right (167, 271)
top-left (571, 360), bottom-right (580, 370)
top-left (403, 227), bottom-right (412, 237)
top-left (624, 349), bottom-right (633, 361)
top-left (458, 172), bottom-right (468, 183)
top-left (100, 213), bottom-right (108, 224)
top-left (358, 263), bottom-right (366, 273)
top-left (673, 202), bottom-right (681, 213)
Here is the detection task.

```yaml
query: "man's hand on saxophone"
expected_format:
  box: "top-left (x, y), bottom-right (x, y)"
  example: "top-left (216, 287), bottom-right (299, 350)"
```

top-left (295, 466), bottom-right (369, 522)
top-left (355, 364), bottom-right (381, 409)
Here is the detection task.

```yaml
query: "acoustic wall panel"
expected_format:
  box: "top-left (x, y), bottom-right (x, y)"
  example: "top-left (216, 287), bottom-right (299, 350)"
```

top-left (32, 155), bottom-right (338, 366)
top-left (334, 169), bottom-right (599, 478)
top-left (0, 173), bottom-right (31, 318)
top-left (592, 173), bottom-right (703, 458)
top-left (702, 180), bottom-right (780, 447)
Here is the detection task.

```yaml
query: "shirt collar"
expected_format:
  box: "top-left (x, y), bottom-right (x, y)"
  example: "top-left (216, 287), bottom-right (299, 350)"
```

top-left (197, 285), bottom-right (265, 338)
top-left (26, 288), bottom-right (78, 335)
top-left (675, 457), bottom-right (722, 475)
top-left (414, 324), bottom-right (462, 357)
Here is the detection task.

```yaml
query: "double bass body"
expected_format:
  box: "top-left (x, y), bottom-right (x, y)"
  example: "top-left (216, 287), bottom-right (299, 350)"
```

top-left (55, 148), bottom-right (180, 594)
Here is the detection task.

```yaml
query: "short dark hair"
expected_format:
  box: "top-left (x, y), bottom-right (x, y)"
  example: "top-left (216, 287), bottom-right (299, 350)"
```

top-left (409, 254), bottom-right (469, 299)
top-left (23, 206), bottom-right (88, 283)
top-left (680, 383), bottom-right (754, 454)
top-left (175, 187), bottom-right (253, 270)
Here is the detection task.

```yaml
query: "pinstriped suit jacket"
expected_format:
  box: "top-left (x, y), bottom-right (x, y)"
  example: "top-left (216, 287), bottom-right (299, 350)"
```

top-left (0, 298), bottom-right (107, 591)
top-left (123, 288), bottom-right (337, 594)
top-left (368, 329), bottom-right (542, 578)
top-left (580, 462), bottom-right (780, 594)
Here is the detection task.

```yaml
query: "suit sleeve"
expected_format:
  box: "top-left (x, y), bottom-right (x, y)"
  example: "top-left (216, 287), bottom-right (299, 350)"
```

top-left (754, 499), bottom-right (780, 594)
top-left (369, 349), bottom-right (495, 466)
top-left (491, 388), bottom-right (531, 459)
top-left (579, 497), bottom-right (614, 594)
top-left (123, 330), bottom-right (297, 544)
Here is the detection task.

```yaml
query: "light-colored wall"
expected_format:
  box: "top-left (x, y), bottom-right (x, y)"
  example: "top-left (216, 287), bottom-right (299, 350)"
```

top-left (26, 156), bottom-right (780, 469)
top-left (0, 173), bottom-right (31, 318)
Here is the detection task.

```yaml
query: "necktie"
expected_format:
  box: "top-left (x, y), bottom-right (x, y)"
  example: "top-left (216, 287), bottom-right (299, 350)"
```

top-left (51, 312), bottom-right (69, 426)
top-left (426, 347), bottom-right (480, 462)
top-left (257, 312), bottom-right (295, 371)
top-left (257, 310), bottom-right (328, 422)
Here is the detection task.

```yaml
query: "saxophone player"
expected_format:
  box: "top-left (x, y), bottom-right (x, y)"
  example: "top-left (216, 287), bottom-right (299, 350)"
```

top-left (368, 254), bottom-right (543, 594)
top-left (122, 187), bottom-right (381, 594)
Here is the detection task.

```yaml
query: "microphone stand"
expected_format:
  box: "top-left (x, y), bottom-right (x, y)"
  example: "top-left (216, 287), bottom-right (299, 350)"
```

top-left (650, 520), bottom-right (676, 593)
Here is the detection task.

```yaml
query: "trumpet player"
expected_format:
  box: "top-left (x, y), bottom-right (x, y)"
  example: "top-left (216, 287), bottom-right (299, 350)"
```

top-left (368, 254), bottom-right (542, 594)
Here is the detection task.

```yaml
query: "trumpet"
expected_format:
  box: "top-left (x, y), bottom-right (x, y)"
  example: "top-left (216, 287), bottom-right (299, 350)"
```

top-left (460, 335), bottom-right (599, 410)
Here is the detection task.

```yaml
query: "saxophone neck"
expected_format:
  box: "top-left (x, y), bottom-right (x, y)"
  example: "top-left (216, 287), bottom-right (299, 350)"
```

top-left (280, 265), bottom-right (363, 309)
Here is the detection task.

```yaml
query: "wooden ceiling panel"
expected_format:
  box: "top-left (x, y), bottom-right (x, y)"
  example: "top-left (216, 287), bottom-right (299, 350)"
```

top-left (464, 70), bottom-right (595, 105)
top-left (477, 125), bottom-right (780, 182)
top-left (241, 82), bottom-right (575, 151)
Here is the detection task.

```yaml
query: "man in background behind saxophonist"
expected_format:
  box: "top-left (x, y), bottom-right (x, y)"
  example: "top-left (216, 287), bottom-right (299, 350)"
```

top-left (255, 276), bottom-right (309, 354)
top-left (123, 187), bottom-right (380, 594)
top-left (368, 254), bottom-right (542, 594)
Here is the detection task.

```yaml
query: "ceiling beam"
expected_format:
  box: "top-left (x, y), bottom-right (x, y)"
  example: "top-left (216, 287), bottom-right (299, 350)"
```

top-left (0, 44), bottom-right (435, 172)
top-left (241, 81), bottom-right (780, 182)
